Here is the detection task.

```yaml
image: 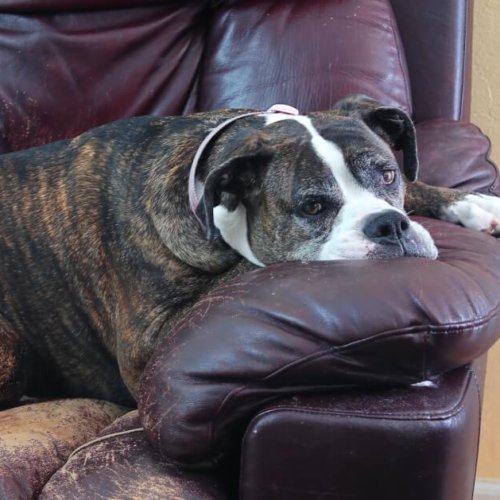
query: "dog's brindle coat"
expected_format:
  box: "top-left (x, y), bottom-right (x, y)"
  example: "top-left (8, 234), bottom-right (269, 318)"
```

top-left (0, 96), bottom-right (498, 406)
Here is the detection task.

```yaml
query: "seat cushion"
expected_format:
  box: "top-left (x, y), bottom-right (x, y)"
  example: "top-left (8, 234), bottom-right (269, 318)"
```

top-left (0, 398), bottom-right (126, 498)
top-left (40, 410), bottom-right (228, 500)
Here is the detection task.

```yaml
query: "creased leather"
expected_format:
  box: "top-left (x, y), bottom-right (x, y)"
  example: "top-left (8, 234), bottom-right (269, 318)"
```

top-left (196, 0), bottom-right (412, 114)
top-left (0, 5), bottom-right (206, 153)
top-left (389, 0), bottom-right (472, 122)
top-left (0, 0), bottom-right (495, 496)
top-left (0, 399), bottom-right (126, 499)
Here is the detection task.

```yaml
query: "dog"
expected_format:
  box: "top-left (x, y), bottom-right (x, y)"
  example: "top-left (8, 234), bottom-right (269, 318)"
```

top-left (0, 94), bottom-right (499, 406)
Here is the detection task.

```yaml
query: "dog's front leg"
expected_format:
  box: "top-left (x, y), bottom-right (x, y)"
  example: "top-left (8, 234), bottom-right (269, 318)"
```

top-left (405, 181), bottom-right (500, 235)
top-left (116, 258), bottom-right (260, 399)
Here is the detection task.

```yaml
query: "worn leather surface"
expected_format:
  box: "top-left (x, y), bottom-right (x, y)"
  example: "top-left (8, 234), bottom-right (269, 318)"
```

top-left (197, 0), bottom-right (411, 114)
top-left (139, 218), bottom-right (500, 468)
top-left (239, 359), bottom-right (483, 500)
top-left (40, 411), bottom-right (227, 500)
top-left (0, 399), bottom-right (126, 498)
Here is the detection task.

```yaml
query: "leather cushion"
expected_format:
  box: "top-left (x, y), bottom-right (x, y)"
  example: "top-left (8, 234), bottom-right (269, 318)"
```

top-left (0, 4), bottom-right (206, 153)
top-left (40, 411), bottom-right (227, 499)
top-left (139, 219), bottom-right (500, 468)
top-left (0, 399), bottom-right (125, 498)
top-left (416, 120), bottom-right (500, 195)
top-left (197, 0), bottom-right (412, 114)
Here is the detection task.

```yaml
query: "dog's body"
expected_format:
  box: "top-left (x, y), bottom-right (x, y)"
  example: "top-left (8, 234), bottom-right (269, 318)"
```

top-left (1, 96), bottom-right (499, 405)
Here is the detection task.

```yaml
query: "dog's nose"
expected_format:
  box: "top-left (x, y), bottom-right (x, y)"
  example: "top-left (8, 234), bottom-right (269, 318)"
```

top-left (363, 210), bottom-right (410, 246)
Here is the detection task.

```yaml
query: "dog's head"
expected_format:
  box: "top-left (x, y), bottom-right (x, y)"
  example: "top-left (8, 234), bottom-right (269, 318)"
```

top-left (197, 95), bottom-right (438, 266)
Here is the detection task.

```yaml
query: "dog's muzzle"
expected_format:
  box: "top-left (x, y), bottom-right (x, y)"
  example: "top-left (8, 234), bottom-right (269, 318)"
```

top-left (363, 209), bottom-right (431, 258)
top-left (363, 210), bottom-right (410, 246)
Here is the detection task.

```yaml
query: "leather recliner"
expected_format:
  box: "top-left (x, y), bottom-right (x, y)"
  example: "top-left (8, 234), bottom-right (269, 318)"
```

top-left (0, 1), bottom-right (499, 499)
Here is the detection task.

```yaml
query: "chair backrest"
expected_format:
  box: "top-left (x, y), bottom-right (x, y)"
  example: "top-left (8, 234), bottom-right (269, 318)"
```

top-left (390, 0), bottom-right (473, 122)
top-left (0, 0), bottom-right (472, 154)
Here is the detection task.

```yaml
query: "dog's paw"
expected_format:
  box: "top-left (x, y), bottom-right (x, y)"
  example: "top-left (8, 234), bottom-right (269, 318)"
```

top-left (441, 193), bottom-right (500, 235)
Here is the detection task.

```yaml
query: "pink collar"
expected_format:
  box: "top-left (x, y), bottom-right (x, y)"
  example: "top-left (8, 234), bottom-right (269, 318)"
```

top-left (188, 104), bottom-right (299, 228)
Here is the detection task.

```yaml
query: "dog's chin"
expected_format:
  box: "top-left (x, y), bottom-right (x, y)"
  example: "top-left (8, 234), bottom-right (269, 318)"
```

top-left (319, 243), bottom-right (437, 261)
top-left (363, 219), bottom-right (439, 260)
top-left (366, 242), bottom-right (438, 260)
top-left (404, 221), bottom-right (439, 260)
top-left (317, 225), bottom-right (438, 261)
top-left (364, 220), bottom-right (439, 260)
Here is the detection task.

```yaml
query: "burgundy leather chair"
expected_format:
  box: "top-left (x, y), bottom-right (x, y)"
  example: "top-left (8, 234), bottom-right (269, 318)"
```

top-left (0, 1), bottom-right (499, 499)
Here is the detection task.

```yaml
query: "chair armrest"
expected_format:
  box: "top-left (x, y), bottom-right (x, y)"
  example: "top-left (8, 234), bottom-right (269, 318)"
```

top-left (239, 356), bottom-right (485, 500)
top-left (415, 120), bottom-right (499, 194)
top-left (138, 219), bottom-right (500, 469)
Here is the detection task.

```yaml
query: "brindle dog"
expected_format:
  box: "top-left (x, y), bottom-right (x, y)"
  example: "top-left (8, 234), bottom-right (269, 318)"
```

top-left (0, 95), bottom-right (498, 406)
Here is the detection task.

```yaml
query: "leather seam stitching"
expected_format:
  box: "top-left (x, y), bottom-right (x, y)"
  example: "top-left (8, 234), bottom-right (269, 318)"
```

top-left (245, 370), bottom-right (472, 423)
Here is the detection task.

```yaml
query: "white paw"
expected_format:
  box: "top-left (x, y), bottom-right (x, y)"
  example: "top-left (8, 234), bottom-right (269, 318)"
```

top-left (441, 193), bottom-right (500, 235)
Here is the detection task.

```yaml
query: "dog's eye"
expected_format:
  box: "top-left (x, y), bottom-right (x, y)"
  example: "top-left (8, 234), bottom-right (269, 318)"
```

top-left (301, 201), bottom-right (324, 216)
top-left (382, 170), bottom-right (396, 184)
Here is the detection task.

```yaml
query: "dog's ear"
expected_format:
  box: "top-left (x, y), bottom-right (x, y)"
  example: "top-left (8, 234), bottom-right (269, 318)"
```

top-left (197, 132), bottom-right (274, 240)
top-left (333, 94), bottom-right (418, 181)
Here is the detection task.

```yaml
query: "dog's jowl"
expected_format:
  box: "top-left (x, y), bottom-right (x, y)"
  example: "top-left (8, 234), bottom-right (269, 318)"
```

top-left (1, 94), bottom-right (499, 405)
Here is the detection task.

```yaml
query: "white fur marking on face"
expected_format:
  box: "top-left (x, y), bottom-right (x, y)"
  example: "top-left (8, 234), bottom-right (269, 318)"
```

top-left (213, 203), bottom-right (265, 267)
top-left (270, 115), bottom-right (403, 259)
top-left (264, 113), bottom-right (438, 260)
top-left (266, 113), bottom-right (396, 212)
